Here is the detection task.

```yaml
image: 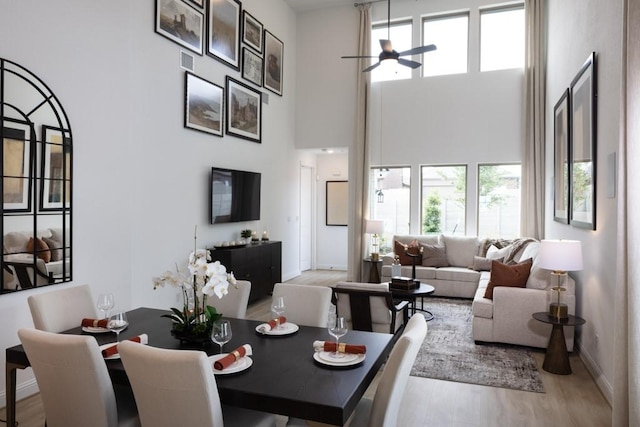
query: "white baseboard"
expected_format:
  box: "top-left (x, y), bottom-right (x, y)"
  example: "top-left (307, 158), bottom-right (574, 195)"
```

top-left (0, 378), bottom-right (39, 409)
top-left (577, 339), bottom-right (613, 405)
top-left (282, 269), bottom-right (301, 282)
top-left (315, 264), bottom-right (348, 271)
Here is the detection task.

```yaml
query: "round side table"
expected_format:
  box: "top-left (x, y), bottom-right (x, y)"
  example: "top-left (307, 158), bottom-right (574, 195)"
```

top-left (532, 312), bottom-right (586, 375)
top-left (363, 258), bottom-right (383, 283)
top-left (390, 283), bottom-right (436, 321)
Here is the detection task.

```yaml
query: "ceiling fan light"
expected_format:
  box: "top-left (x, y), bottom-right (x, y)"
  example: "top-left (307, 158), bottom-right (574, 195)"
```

top-left (378, 58), bottom-right (398, 72)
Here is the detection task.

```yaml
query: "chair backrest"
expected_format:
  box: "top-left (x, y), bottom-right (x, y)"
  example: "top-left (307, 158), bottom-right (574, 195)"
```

top-left (118, 341), bottom-right (224, 427)
top-left (271, 283), bottom-right (332, 327)
top-left (333, 282), bottom-right (400, 334)
top-left (369, 313), bottom-right (427, 427)
top-left (17, 328), bottom-right (119, 427)
top-left (209, 280), bottom-right (251, 319)
top-left (27, 284), bottom-right (97, 332)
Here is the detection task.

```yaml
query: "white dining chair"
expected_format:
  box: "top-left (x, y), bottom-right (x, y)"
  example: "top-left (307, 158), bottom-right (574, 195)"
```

top-left (27, 284), bottom-right (98, 332)
top-left (118, 340), bottom-right (275, 427)
top-left (17, 328), bottom-right (139, 427)
top-left (210, 279), bottom-right (251, 319)
top-left (271, 283), bottom-right (333, 327)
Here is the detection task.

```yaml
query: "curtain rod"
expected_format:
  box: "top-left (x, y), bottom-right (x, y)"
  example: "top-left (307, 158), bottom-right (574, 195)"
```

top-left (353, 0), bottom-right (386, 7)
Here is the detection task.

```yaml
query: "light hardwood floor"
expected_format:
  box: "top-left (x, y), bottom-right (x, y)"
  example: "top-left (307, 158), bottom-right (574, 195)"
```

top-left (1, 270), bottom-right (612, 427)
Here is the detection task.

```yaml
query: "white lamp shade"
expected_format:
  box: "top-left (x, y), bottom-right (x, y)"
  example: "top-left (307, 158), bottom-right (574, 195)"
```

top-left (365, 219), bottom-right (384, 235)
top-left (538, 239), bottom-right (584, 272)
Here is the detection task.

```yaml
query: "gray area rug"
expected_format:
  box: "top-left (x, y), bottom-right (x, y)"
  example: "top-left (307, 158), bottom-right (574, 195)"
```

top-left (410, 297), bottom-right (546, 393)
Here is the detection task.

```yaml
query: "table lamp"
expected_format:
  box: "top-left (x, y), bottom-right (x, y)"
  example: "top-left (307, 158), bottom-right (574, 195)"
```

top-left (537, 239), bottom-right (583, 319)
top-left (365, 219), bottom-right (384, 261)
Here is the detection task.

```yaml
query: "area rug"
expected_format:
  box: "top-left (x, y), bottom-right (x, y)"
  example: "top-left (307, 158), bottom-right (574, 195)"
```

top-left (410, 298), bottom-right (546, 393)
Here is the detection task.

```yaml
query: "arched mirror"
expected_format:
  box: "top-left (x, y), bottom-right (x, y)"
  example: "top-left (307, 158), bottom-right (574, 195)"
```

top-left (1, 58), bottom-right (72, 293)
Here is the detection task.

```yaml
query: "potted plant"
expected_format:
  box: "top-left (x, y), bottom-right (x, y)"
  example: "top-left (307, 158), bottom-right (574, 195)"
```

top-left (241, 229), bottom-right (252, 244)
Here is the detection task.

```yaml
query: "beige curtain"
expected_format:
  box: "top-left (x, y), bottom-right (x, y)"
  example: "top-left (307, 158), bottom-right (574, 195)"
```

top-left (520, 0), bottom-right (546, 239)
top-left (613, 0), bottom-right (640, 425)
top-left (347, 4), bottom-right (371, 282)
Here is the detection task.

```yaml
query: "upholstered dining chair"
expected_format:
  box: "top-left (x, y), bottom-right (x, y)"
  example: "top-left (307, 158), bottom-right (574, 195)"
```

top-left (210, 279), bottom-right (251, 319)
top-left (118, 341), bottom-right (276, 427)
top-left (27, 284), bottom-right (98, 332)
top-left (271, 283), bottom-right (333, 327)
top-left (17, 328), bottom-right (139, 427)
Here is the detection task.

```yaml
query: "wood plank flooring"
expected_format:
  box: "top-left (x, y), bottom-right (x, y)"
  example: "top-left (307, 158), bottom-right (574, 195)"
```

top-left (1, 270), bottom-right (612, 427)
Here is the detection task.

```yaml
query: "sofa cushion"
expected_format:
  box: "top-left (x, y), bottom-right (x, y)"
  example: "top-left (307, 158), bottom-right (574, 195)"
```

top-left (518, 241), bottom-right (551, 290)
top-left (4, 231), bottom-right (30, 254)
top-left (26, 237), bottom-right (51, 263)
top-left (43, 237), bottom-right (63, 262)
top-left (483, 258), bottom-right (532, 299)
top-left (441, 235), bottom-right (480, 267)
top-left (394, 240), bottom-right (421, 265)
top-left (420, 243), bottom-right (448, 267)
top-left (435, 267), bottom-right (481, 283)
top-left (472, 289), bottom-right (494, 319)
top-left (471, 255), bottom-right (503, 271)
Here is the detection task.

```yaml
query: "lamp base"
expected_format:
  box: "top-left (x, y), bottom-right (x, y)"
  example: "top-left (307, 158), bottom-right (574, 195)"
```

top-left (370, 252), bottom-right (380, 261)
top-left (549, 302), bottom-right (568, 319)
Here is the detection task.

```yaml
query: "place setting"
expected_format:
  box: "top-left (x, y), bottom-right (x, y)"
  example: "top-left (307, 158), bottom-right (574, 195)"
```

top-left (209, 320), bottom-right (253, 375)
top-left (81, 293), bottom-right (116, 333)
top-left (313, 314), bottom-right (366, 368)
top-left (255, 296), bottom-right (299, 336)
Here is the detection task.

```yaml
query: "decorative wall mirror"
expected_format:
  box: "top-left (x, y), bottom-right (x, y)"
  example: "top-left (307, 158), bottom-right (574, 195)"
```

top-left (1, 58), bottom-right (72, 293)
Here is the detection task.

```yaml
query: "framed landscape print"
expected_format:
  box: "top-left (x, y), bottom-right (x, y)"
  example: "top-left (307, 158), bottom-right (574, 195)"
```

top-left (242, 47), bottom-right (263, 87)
top-left (569, 52), bottom-right (597, 230)
top-left (40, 126), bottom-right (71, 211)
top-left (184, 72), bottom-right (224, 136)
top-left (207, 0), bottom-right (241, 70)
top-left (225, 76), bottom-right (261, 143)
top-left (553, 89), bottom-right (570, 224)
top-left (2, 120), bottom-right (33, 212)
top-left (155, 0), bottom-right (204, 55)
top-left (242, 11), bottom-right (263, 53)
top-left (263, 30), bottom-right (283, 96)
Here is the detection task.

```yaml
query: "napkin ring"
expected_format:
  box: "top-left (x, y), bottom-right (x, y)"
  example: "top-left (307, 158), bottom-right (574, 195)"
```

top-left (338, 343), bottom-right (346, 353)
top-left (92, 320), bottom-right (100, 327)
top-left (231, 350), bottom-right (241, 361)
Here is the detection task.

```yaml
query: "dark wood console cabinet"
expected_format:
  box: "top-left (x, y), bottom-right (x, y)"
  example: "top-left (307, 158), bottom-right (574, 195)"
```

top-left (209, 241), bottom-right (282, 303)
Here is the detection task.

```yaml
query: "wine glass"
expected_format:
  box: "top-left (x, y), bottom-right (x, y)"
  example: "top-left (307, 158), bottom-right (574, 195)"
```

top-left (328, 316), bottom-right (348, 358)
top-left (96, 293), bottom-right (114, 319)
top-left (271, 296), bottom-right (285, 330)
top-left (108, 312), bottom-right (128, 342)
top-left (211, 319), bottom-right (232, 354)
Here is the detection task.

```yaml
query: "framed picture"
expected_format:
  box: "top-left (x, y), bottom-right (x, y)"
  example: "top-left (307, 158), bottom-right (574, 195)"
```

top-left (2, 120), bottom-right (33, 212)
top-left (263, 30), bottom-right (283, 96)
top-left (569, 52), bottom-right (597, 230)
top-left (326, 181), bottom-right (348, 226)
top-left (187, 0), bottom-right (203, 8)
top-left (155, 0), bottom-right (204, 55)
top-left (242, 11), bottom-right (263, 53)
top-left (553, 89), bottom-right (570, 224)
top-left (184, 72), bottom-right (224, 136)
top-left (207, 0), bottom-right (241, 70)
top-left (242, 47), bottom-right (263, 87)
top-left (225, 76), bottom-right (261, 143)
top-left (40, 126), bottom-right (72, 211)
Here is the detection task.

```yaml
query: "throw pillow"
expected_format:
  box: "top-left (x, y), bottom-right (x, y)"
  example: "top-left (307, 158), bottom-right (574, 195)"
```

top-left (486, 244), bottom-right (512, 260)
top-left (441, 235), bottom-right (480, 267)
top-left (483, 258), bottom-right (533, 299)
top-left (43, 237), bottom-right (63, 262)
top-left (26, 237), bottom-right (51, 263)
top-left (420, 243), bottom-right (448, 267)
top-left (394, 240), bottom-right (420, 265)
top-left (471, 256), bottom-right (504, 271)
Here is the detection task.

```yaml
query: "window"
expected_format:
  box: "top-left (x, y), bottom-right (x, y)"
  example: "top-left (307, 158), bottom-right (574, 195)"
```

top-left (371, 21), bottom-right (413, 82)
top-left (480, 5), bottom-right (525, 72)
top-left (422, 13), bottom-right (469, 77)
top-left (421, 165), bottom-right (466, 235)
top-left (477, 164), bottom-right (521, 238)
top-left (369, 167), bottom-right (411, 253)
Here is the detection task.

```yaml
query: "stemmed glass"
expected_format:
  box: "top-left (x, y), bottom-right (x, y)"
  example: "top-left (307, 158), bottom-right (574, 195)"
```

top-left (108, 312), bottom-right (128, 342)
top-left (327, 315), bottom-right (348, 358)
top-left (211, 319), bottom-right (232, 354)
top-left (97, 293), bottom-right (114, 319)
top-left (271, 296), bottom-right (285, 330)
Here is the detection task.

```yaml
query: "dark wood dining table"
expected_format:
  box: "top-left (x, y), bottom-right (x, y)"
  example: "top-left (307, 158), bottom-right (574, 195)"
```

top-left (5, 307), bottom-right (395, 426)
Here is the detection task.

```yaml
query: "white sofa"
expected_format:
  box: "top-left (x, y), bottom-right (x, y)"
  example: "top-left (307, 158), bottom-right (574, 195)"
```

top-left (381, 234), bottom-right (576, 350)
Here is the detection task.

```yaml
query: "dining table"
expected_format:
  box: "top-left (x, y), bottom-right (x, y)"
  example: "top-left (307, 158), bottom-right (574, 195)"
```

top-left (5, 307), bottom-right (395, 427)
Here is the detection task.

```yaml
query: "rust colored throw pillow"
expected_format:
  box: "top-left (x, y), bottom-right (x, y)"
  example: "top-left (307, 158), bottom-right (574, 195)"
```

top-left (420, 243), bottom-right (448, 267)
top-left (484, 258), bottom-right (533, 299)
top-left (394, 240), bottom-right (420, 265)
top-left (26, 237), bottom-right (51, 263)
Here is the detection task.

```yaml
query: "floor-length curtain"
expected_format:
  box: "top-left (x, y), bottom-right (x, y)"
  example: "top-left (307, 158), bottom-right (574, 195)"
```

top-left (613, 0), bottom-right (640, 425)
top-left (520, 0), bottom-right (546, 239)
top-left (347, 4), bottom-right (371, 282)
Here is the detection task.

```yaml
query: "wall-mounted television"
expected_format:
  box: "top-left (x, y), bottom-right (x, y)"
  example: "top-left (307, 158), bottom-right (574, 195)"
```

top-left (210, 167), bottom-right (261, 224)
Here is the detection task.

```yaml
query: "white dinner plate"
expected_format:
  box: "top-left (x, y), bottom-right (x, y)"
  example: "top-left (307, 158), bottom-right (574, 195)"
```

top-left (82, 326), bottom-right (110, 334)
top-left (314, 351), bottom-right (365, 367)
top-left (209, 354), bottom-right (253, 375)
top-left (99, 343), bottom-right (121, 360)
top-left (317, 351), bottom-right (360, 364)
top-left (255, 322), bottom-right (299, 336)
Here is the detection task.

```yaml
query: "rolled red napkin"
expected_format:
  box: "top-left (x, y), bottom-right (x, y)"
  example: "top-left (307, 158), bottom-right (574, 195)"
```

top-left (82, 318), bottom-right (108, 328)
top-left (101, 334), bottom-right (148, 358)
top-left (213, 344), bottom-right (253, 370)
top-left (260, 316), bottom-right (287, 332)
top-left (313, 340), bottom-right (366, 354)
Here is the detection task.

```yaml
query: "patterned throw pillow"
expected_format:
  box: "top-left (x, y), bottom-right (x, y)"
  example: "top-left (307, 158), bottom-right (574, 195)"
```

top-left (394, 240), bottom-right (420, 265)
top-left (420, 243), bottom-right (448, 267)
top-left (483, 258), bottom-right (533, 299)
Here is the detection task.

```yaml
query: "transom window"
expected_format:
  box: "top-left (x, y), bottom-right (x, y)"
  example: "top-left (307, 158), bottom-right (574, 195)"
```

top-left (480, 5), bottom-right (525, 72)
top-left (422, 12), bottom-right (469, 77)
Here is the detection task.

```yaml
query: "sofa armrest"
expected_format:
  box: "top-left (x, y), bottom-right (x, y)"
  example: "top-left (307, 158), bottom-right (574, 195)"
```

top-left (382, 253), bottom-right (396, 266)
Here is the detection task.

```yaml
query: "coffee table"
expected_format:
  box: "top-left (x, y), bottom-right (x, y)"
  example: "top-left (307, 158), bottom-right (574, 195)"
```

top-left (389, 282), bottom-right (436, 321)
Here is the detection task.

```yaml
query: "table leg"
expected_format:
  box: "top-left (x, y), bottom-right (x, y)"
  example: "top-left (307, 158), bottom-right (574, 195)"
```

top-left (5, 362), bottom-right (20, 427)
top-left (542, 324), bottom-right (571, 375)
top-left (369, 262), bottom-right (380, 283)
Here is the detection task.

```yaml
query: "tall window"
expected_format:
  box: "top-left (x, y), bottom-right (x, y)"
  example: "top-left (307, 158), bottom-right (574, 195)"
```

top-left (371, 21), bottom-right (412, 82)
top-left (369, 167), bottom-right (411, 253)
top-left (480, 5), bottom-right (525, 72)
top-left (421, 165), bottom-right (466, 235)
top-left (422, 12), bottom-right (469, 77)
top-left (477, 164), bottom-right (521, 238)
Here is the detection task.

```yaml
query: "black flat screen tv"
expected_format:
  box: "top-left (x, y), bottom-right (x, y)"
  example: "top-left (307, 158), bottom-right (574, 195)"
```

top-left (210, 167), bottom-right (261, 224)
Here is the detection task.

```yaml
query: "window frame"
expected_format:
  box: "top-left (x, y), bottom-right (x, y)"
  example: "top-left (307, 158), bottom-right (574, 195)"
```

top-left (420, 164), bottom-right (468, 236)
top-left (476, 162), bottom-right (522, 238)
top-left (421, 11), bottom-right (470, 78)
top-left (479, 3), bottom-right (525, 72)
top-left (370, 19), bottom-right (414, 83)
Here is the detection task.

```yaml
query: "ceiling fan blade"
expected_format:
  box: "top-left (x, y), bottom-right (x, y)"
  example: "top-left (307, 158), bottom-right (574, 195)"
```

top-left (380, 39), bottom-right (392, 52)
top-left (341, 55), bottom-right (378, 59)
top-left (397, 58), bottom-right (422, 69)
top-left (397, 44), bottom-right (437, 57)
top-left (363, 62), bottom-right (381, 72)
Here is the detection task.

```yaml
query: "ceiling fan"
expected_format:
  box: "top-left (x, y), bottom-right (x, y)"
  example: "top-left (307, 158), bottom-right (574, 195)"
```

top-left (341, 0), bottom-right (437, 72)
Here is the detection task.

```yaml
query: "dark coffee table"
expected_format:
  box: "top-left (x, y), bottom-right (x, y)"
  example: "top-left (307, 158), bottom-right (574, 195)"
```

top-left (389, 282), bottom-right (436, 321)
